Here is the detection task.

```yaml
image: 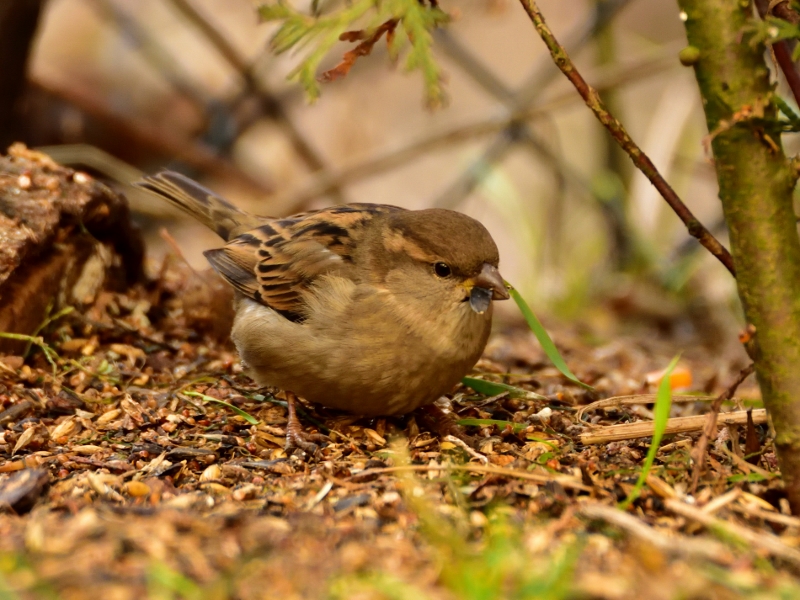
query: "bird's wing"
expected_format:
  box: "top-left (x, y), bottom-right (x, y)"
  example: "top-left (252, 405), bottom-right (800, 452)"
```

top-left (205, 203), bottom-right (403, 321)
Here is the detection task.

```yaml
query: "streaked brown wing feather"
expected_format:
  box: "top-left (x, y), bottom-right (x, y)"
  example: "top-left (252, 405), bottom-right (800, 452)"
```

top-left (206, 203), bottom-right (404, 321)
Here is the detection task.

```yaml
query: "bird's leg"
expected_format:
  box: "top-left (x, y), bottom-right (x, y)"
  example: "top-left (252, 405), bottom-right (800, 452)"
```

top-left (416, 403), bottom-right (479, 448)
top-left (284, 391), bottom-right (326, 455)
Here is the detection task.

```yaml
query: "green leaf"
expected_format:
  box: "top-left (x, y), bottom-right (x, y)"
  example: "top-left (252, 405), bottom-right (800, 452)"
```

top-left (727, 472), bottom-right (768, 484)
top-left (526, 433), bottom-right (557, 445)
top-left (399, 4), bottom-right (448, 107)
top-left (618, 354), bottom-right (680, 510)
top-left (456, 418), bottom-right (528, 433)
top-left (182, 391), bottom-right (259, 425)
top-left (506, 283), bottom-right (594, 390)
top-left (747, 16), bottom-right (800, 48)
top-left (257, 0), bottom-right (449, 105)
top-left (147, 562), bottom-right (204, 600)
top-left (387, 19), bottom-right (407, 60)
top-left (461, 376), bottom-right (548, 401)
top-left (271, 19), bottom-right (313, 54)
top-left (258, 4), bottom-right (293, 21)
top-left (775, 94), bottom-right (800, 131)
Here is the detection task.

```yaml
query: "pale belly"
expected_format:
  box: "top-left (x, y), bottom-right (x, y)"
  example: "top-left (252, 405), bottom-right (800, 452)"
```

top-left (230, 292), bottom-right (491, 415)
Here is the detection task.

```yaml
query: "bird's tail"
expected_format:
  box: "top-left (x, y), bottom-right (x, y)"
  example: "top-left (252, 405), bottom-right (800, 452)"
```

top-left (134, 170), bottom-right (260, 241)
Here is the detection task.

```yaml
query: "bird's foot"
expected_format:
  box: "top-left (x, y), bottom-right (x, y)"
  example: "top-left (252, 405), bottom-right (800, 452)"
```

top-left (284, 391), bottom-right (326, 456)
top-left (285, 428), bottom-right (326, 455)
top-left (417, 403), bottom-right (479, 449)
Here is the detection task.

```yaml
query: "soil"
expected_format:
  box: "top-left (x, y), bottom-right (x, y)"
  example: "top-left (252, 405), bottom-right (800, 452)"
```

top-left (0, 147), bottom-right (796, 600)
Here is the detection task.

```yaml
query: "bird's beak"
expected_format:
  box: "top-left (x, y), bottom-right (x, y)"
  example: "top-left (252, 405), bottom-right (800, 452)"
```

top-left (468, 263), bottom-right (509, 314)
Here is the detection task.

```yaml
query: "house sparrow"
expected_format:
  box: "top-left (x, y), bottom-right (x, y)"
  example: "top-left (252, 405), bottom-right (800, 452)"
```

top-left (136, 171), bottom-right (509, 452)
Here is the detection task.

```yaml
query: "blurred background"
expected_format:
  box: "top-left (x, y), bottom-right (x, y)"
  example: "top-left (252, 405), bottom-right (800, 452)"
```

top-left (2, 0), bottom-right (752, 351)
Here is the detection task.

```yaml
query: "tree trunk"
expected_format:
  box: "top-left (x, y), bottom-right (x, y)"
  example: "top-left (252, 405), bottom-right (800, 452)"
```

top-left (0, 144), bottom-right (144, 354)
top-left (0, 0), bottom-right (46, 148)
top-left (677, 0), bottom-right (800, 513)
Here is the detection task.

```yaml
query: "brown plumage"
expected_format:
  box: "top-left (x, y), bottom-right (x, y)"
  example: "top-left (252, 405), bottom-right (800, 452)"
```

top-left (136, 171), bottom-right (508, 449)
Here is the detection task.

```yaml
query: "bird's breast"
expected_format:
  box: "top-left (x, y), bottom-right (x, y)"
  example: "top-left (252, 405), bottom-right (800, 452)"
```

top-left (231, 285), bottom-right (492, 415)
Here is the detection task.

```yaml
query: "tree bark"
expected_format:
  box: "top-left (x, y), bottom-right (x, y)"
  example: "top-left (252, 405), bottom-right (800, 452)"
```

top-left (678, 0), bottom-right (800, 513)
top-left (0, 144), bottom-right (144, 354)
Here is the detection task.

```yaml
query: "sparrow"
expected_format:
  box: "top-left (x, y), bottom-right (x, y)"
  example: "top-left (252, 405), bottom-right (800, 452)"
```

top-left (136, 171), bottom-right (509, 452)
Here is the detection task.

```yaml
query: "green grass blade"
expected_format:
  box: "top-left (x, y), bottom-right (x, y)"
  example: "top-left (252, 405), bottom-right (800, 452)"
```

top-left (182, 391), bottom-right (259, 425)
top-left (456, 418), bottom-right (528, 433)
top-left (147, 562), bottom-right (203, 600)
top-left (0, 332), bottom-right (60, 377)
top-left (776, 95), bottom-right (800, 129)
top-left (618, 354), bottom-right (680, 510)
top-left (461, 376), bottom-right (548, 401)
top-left (506, 283), bottom-right (593, 390)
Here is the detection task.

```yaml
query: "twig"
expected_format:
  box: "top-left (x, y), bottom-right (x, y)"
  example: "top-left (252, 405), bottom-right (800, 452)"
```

top-left (718, 445), bottom-right (775, 480)
top-left (772, 0), bottom-right (800, 24)
top-left (433, 29), bottom-right (514, 103)
top-left (433, 133), bottom-right (518, 209)
top-left (347, 463), bottom-right (590, 491)
top-left (273, 48), bottom-right (680, 213)
top-left (577, 393), bottom-right (719, 423)
top-left (87, 0), bottom-right (211, 107)
top-left (755, 0), bottom-right (800, 107)
top-left (512, 0), bottom-right (633, 109)
top-left (164, 0), bottom-right (345, 202)
top-left (429, 3), bottom-right (632, 210)
top-left (578, 503), bottom-right (734, 564)
top-left (701, 488), bottom-right (741, 514)
top-left (579, 409), bottom-right (767, 445)
top-left (730, 501), bottom-right (800, 528)
top-left (444, 435), bottom-right (488, 464)
top-left (29, 77), bottom-right (270, 192)
top-left (518, 0), bottom-right (737, 277)
top-left (690, 363), bottom-right (755, 493)
top-left (664, 497), bottom-right (800, 565)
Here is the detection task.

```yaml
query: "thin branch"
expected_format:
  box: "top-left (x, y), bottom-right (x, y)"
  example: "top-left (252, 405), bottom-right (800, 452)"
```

top-left (0, 0), bottom-right (44, 148)
top-left (664, 497), bottom-right (800, 566)
top-left (165, 0), bottom-right (251, 76)
top-left (512, 0), bottom-right (633, 110)
top-left (164, 0), bottom-right (345, 202)
top-left (690, 363), bottom-right (755, 494)
top-left (432, 26), bottom-right (631, 265)
top-left (256, 0), bottom-right (636, 213)
top-left (518, 0), bottom-right (737, 277)
top-left (577, 393), bottom-right (719, 423)
top-left (29, 77), bottom-right (270, 193)
top-left (755, 0), bottom-right (800, 107)
top-left (773, 0), bottom-right (800, 24)
top-left (272, 48), bottom-right (680, 213)
top-left (428, 2), bottom-right (632, 209)
top-left (432, 132), bottom-right (517, 209)
top-left (578, 503), bottom-right (734, 564)
top-left (771, 41), bottom-right (800, 107)
top-left (346, 463), bottom-right (590, 491)
top-left (87, 0), bottom-right (213, 110)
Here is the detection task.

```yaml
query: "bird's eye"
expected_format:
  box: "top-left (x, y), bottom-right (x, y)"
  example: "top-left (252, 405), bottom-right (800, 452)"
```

top-left (433, 262), bottom-right (452, 278)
